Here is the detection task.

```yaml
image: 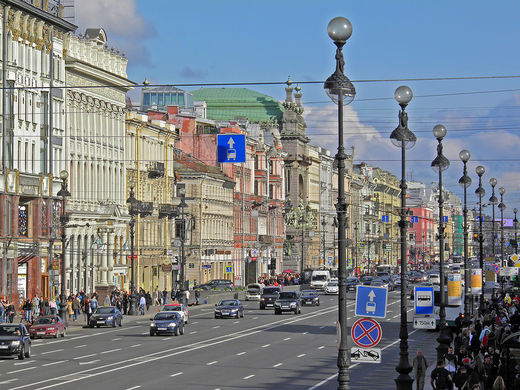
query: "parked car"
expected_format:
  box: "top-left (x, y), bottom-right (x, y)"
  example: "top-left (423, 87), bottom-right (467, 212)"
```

top-left (199, 279), bottom-right (234, 290)
top-left (149, 312), bottom-right (184, 336)
top-left (274, 291), bottom-right (301, 315)
top-left (0, 324), bottom-right (31, 360)
top-left (160, 302), bottom-right (189, 324)
top-left (245, 283), bottom-right (264, 301)
top-left (88, 306), bottom-right (123, 328)
top-left (260, 286), bottom-right (282, 309)
top-left (300, 290), bottom-right (320, 306)
top-left (325, 281), bottom-right (339, 294)
top-left (214, 299), bottom-right (244, 319)
top-left (28, 315), bottom-right (66, 339)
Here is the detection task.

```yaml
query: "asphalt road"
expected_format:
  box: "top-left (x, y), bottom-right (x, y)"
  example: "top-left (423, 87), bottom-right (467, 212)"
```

top-left (0, 291), bottom-right (441, 390)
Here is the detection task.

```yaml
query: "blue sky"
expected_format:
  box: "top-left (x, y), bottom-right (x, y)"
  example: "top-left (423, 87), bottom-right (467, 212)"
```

top-left (76, 0), bottom-right (520, 213)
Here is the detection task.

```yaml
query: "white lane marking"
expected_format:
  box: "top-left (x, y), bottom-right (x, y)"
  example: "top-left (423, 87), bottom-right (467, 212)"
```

top-left (207, 361), bottom-right (218, 365)
top-left (262, 344), bottom-right (270, 348)
top-left (283, 337), bottom-right (291, 341)
top-left (297, 353), bottom-right (306, 358)
top-left (7, 367), bottom-right (36, 374)
top-left (236, 352), bottom-right (246, 356)
top-left (318, 346), bottom-right (325, 349)
top-left (74, 345), bottom-right (86, 348)
top-left (243, 374), bottom-right (255, 380)
top-left (9, 306), bottom-right (339, 390)
top-left (14, 361), bottom-right (34, 365)
top-left (273, 363), bottom-right (283, 367)
top-left (40, 349), bottom-right (64, 355)
top-left (233, 321), bottom-right (240, 324)
top-left (130, 344), bottom-right (141, 348)
top-left (31, 326), bottom-right (140, 348)
top-left (189, 331), bottom-right (197, 334)
top-left (191, 322), bottom-right (199, 324)
top-left (162, 337), bottom-right (171, 341)
top-left (252, 317), bottom-right (258, 319)
top-left (212, 326), bottom-right (220, 329)
top-left (73, 353), bottom-right (97, 360)
top-left (42, 360), bottom-right (68, 367)
top-left (140, 332), bottom-right (148, 335)
top-left (125, 386), bottom-right (141, 390)
top-left (0, 379), bottom-right (18, 384)
top-left (79, 360), bottom-right (100, 365)
top-left (101, 348), bottom-right (121, 354)
top-left (170, 372), bottom-right (183, 377)
top-left (392, 314), bottom-right (399, 319)
top-left (111, 338), bottom-right (121, 341)
top-left (302, 332), bottom-right (309, 335)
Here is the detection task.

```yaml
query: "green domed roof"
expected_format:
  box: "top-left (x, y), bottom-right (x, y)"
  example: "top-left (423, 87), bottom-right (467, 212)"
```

top-left (191, 88), bottom-right (284, 123)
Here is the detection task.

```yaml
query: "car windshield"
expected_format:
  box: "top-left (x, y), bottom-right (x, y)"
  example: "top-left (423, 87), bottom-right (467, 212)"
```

top-left (95, 307), bottom-right (115, 314)
top-left (0, 326), bottom-right (21, 336)
top-left (163, 305), bottom-right (182, 311)
top-left (347, 277), bottom-right (358, 283)
top-left (328, 282), bottom-right (338, 287)
top-left (247, 285), bottom-right (261, 291)
top-left (278, 292), bottom-right (297, 299)
top-left (35, 317), bottom-right (56, 325)
top-left (312, 275), bottom-right (327, 281)
top-left (219, 300), bottom-right (238, 306)
top-left (263, 288), bottom-right (280, 295)
top-left (301, 290), bottom-right (317, 297)
top-left (154, 313), bottom-right (180, 321)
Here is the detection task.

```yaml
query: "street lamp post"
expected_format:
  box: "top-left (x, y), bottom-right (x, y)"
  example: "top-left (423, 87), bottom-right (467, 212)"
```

top-left (126, 187), bottom-right (139, 315)
top-left (431, 124), bottom-right (451, 361)
top-left (489, 179), bottom-right (497, 260)
top-left (458, 150), bottom-right (472, 317)
top-left (177, 184), bottom-right (188, 292)
top-left (324, 16), bottom-right (356, 390)
top-left (514, 208), bottom-right (518, 255)
top-left (475, 166), bottom-right (486, 310)
top-left (389, 85), bottom-right (415, 390)
top-left (498, 187), bottom-right (506, 293)
top-left (322, 217), bottom-right (327, 268)
top-left (57, 170), bottom-right (71, 324)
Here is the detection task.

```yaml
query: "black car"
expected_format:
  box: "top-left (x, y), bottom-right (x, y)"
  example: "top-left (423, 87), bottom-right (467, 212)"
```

top-left (214, 299), bottom-right (244, 319)
top-left (300, 290), bottom-right (320, 306)
top-left (88, 306), bottom-right (123, 328)
top-left (150, 312), bottom-right (184, 336)
top-left (346, 277), bottom-right (361, 291)
top-left (0, 324), bottom-right (31, 360)
top-left (274, 291), bottom-right (301, 315)
top-left (260, 286), bottom-right (282, 309)
top-left (199, 279), bottom-right (234, 290)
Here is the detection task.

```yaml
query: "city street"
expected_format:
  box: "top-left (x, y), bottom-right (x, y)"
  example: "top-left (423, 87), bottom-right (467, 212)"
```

top-left (0, 291), bottom-right (440, 390)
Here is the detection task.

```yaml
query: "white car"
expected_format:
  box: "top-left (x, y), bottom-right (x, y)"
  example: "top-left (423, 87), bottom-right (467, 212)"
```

top-left (245, 283), bottom-right (264, 301)
top-left (428, 274), bottom-right (440, 285)
top-left (325, 281), bottom-right (339, 295)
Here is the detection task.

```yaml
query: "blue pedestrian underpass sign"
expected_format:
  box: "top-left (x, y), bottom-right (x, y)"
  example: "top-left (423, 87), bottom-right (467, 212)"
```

top-left (217, 134), bottom-right (246, 163)
top-left (414, 286), bottom-right (434, 315)
top-left (355, 285), bottom-right (388, 319)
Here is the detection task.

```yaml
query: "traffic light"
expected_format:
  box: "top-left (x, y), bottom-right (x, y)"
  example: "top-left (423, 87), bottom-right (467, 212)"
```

top-left (270, 258), bottom-right (276, 270)
top-left (473, 233), bottom-right (479, 242)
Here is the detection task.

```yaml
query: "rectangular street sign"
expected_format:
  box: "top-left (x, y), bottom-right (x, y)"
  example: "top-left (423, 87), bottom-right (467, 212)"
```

top-left (414, 286), bottom-right (434, 315)
top-left (350, 347), bottom-right (381, 363)
top-left (225, 266), bottom-right (233, 273)
top-left (500, 267), bottom-right (519, 277)
top-left (355, 285), bottom-right (388, 318)
top-left (201, 264), bottom-right (211, 269)
top-left (413, 317), bottom-right (436, 329)
top-left (382, 215), bottom-right (389, 223)
top-left (217, 134), bottom-right (246, 163)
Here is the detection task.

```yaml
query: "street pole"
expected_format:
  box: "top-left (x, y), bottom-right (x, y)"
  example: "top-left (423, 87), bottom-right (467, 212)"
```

top-left (514, 209), bottom-right (518, 256)
top-left (390, 85), bottom-right (415, 390)
top-left (490, 179), bottom-right (497, 260)
top-left (475, 166), bottom-right (486, 310)
top-left (432, 125), bottom-right (451, 361)
top-left (324, 16), bottom-right (356, 390)
top-left (498, 187), bottom-right (506, 293)
top-left (301, 209), bottom-right (305, 274)
top-left (458, 150), bottom-right (471, 317)
top-left (57, 170), bottom-right (70, 324)
top-left (127, 187), bottom-right (138, 315)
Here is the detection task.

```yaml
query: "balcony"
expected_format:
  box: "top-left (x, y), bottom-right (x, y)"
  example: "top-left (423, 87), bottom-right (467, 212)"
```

top-left (159, 204), bottom-right (177, 219)
top-left (139, 202), bottom-right (154, 216)
top-left (147, 161), bottom-right (165, 179)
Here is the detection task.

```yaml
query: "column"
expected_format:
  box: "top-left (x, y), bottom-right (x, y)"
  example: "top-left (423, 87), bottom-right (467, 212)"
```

top-left (107, 231), bottom-right (114, 286)
top-left (76, 235), bottom-right (82, 292)
top-left (68, 235), bottom-right (75, 293)
top-left (99, 231), bottom-right (108, 286)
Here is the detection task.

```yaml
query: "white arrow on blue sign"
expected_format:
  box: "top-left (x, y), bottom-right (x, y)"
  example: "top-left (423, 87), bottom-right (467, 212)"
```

top-left (355, 285), bottom-right (388, 319)
top-left (217, 134), bottom-right (246, 163)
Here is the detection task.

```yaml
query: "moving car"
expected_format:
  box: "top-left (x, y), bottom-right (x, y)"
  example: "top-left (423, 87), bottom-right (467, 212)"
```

top-left (160, 302), bottom-right (189, 324)
top-left (346, 277), bottom-right (360, 292)
top-left (214, 299), bottom-right (244, 319)
top-left (88, 306), bottom-right (123, 328)
top-left (370, 278), bottom-right (389, 290)
top-left (199, 279), bottom-right (234, 290)
top-left (325, 281), bottom-right (339, 294)
top-left (260, 286), bottom-right (281, 309)
top-left (428, 273), bottom-right (441, 285)
top-left (149, 312), bottom-right (184, 336)
top-left (0, 324), bottom-right (31, 360)
top-left (310, 270), bottom-right (331, 290)
top-left (29, 315), bottom-right (66, 339)
top-left (300, 290), bottom-right (320, 306)
top-left (245, 283), bottom-right (264, 301)
top-left (274, 291), bottom-right (301, 315)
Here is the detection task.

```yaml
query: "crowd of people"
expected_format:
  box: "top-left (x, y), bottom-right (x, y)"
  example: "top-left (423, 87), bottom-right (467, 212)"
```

top-left (257, 273), bottom-right (303, 286)
top-left (413, 292), bottom-right (520, 390)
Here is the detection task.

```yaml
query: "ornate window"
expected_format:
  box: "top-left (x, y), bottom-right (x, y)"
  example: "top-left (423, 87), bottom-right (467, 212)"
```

top-left (18, 205), bottom-right (28, 237)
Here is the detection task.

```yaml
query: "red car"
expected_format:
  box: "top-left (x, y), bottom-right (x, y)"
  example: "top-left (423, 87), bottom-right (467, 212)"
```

top-left (28, 315), bottom-right (66, 339)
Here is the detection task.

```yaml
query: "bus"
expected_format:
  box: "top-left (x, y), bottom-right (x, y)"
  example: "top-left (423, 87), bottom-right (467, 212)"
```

top-left (375, 264), bottom-right (394, 276)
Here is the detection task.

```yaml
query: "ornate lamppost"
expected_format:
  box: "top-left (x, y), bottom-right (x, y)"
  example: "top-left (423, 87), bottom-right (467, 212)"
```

top-left (431, 125), bottom-right (451, 360)
top-left (126, 187), bottom-right (139, 315)
top-left (389, 85), bottom-right (415, 390)
top-left (324, 16), bottom-right (356, 390)
top-left (475, 166), bottom-right (486, 310)
top-left (177, 183), bottom-right (188, 292)
top-left (498, 187), bottom-right (506, 292)
top-left (489, 178), bottom-right (498, 259)
top-left (458, 150), bottom-right (472, 317)
top-left (57, 170), bottom-right (71, 324)
top-left (514, 208), bottom-right (518, 255)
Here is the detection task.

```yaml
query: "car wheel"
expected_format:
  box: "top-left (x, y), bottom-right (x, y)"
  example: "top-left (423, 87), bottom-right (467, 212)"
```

top-left (18, 346), bottom-right (25, 360)
top-left (119, 318), bottom-right (122, 327)
top-left (149, 331), bottom-right (155, 336)
top-left (24, 344), bottom-right (30, 358)
top-left (275, 309), bottom-right (281, 315)
top-left (96, 325), bottom-right (100, 328)
top-left (294, 309), bottom-right (298, 315)
top-left (54, 331), bottom-right (59, 338)
top-left (240, 310), bottom-right (244, 318)
top-left (214, 315), bottom-right (218, 319)
top-left (112, 320), bottom-right (116, 328)
top-left (180, 325), bottom-right (184, 335)
top-left (175, 327), bottom-right (179, 336)
top-left (62, 329), bottom-right (66, 338)
top-left (260, 306), bottom-right (265, 310)
top-left (317, 302), bottom-right (320, 306)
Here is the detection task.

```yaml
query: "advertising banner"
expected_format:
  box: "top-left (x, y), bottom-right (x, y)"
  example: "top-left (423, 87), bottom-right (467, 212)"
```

top-left (471, 269), bottom-right (482, 295)
top-left (448, 273), bottom-right (462, 305)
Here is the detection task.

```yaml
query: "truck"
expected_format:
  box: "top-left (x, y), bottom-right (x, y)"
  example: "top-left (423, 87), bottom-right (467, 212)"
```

top-left (310, 270), bottom-right (331, 290)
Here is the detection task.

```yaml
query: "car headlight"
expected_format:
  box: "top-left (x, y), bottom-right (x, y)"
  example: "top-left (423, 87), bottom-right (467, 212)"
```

top-left (107, 316), bottom-right (114, 320)
top-left (230, 309), bottom-right (238, 312)
top-left (11, 341), bottom-right (20, 346)
top-left (215, 309), bottom-right (221, 312)
top-left (150, 323), bottom-right (156, 327)
top-left (261, 298), bottom-right (265, 301)
top-left (168, 323), bottom-right (177, 327)
top-left (313, 297), bottom-right (319, 301)
top-left (290, 303), bottom-right (297, 307)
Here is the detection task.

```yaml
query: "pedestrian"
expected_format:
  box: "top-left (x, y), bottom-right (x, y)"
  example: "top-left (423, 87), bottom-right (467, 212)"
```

top-left (412, 350), bottom-right (428, 390)
top-left (90, 295), bottom-right (98, 313)
top-left (49, 298), bottom-right (57, 315)
top-left (431, 360), bottom-right (453, 390)
top-left (139, 295), bottom-right (146, 315)
top-left (195, 289), bottom-right (200, 305)
top-left (0, 299), bottom-right (5, 324)
top-left (103, 294), bottom-right (110, 306)
top-left (491, 375), bottom-right (506, 390)
top-left (184, 289), bottom-right (190, 306)
top-left (72, 295), bottom-right (81, 322)
top-left (66, 298), bottom-right (73, 320)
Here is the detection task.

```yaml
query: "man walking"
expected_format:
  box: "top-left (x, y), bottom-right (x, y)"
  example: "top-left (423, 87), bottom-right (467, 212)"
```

top-left (431, 360), bottom-right (453, 390)
top-left (413, 350), bottom-right (428, 390)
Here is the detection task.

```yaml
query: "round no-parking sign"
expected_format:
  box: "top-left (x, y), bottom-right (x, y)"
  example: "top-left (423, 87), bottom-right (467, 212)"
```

top-left (351, 318), bottom-right (382, 348)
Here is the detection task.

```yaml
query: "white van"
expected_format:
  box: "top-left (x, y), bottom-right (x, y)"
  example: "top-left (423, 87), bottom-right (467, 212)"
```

top-left (310, 270), bottom-right (331, 290)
